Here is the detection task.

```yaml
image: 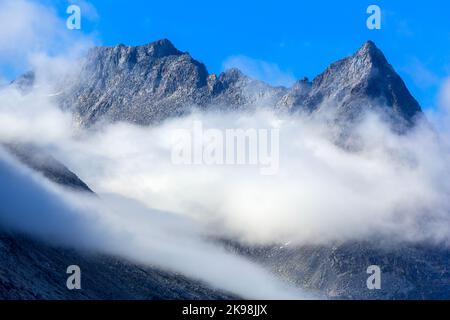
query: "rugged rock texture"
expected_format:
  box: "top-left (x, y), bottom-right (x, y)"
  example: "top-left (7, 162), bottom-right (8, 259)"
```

top-left (226, 241), bottom-right (450, 300)
top-left (59, 39), bottom-right (211, 125)
top-left (279, 41), bottom-right (423, 128)
top-left (54, 39), bottom-right (283, 126)
top-left (39, 39), bottom-right (421, 129)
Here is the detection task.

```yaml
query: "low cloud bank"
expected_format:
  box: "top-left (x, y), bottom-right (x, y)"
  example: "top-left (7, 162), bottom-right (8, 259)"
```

top-left (2, 79), bottom-right (450, 247)
top-left (57, 109), bottom-right (450, 245)
top-left (0, 148), bottom-right (308, 299)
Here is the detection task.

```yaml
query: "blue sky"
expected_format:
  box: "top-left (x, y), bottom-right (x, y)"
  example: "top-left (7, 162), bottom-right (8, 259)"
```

top-left (11, 0), bottom-right (450, 109)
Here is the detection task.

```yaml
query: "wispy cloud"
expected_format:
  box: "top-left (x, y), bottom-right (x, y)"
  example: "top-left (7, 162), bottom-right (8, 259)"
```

top-left (402, 58), bottom-right (441, 89)
top-left (0, 146), bottom-right (309, 299)
top-left (0, 0), bottom-right (97, 75)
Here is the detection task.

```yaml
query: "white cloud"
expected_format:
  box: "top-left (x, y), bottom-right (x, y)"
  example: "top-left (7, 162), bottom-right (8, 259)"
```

top-left (0, 0), bottom-right (59, 57)
top-left (403, 58), bottom-right (440, 89)
top-left (427, 77), bottom-right (450, 134)
top-left (53, 110), bottom-right (450, 246)
top-left (0, 0), bottom-right (96, 75)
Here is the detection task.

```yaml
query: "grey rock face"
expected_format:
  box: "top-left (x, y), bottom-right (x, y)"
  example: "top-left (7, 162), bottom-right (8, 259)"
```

top-left (58, 39), bottom-right (282, 126)
top-left (226, 240), bottom-right (450, 300)
top-left (281, 41), bottom-right (422, 127)
top-left (59, 39), bottom-right (211, 125)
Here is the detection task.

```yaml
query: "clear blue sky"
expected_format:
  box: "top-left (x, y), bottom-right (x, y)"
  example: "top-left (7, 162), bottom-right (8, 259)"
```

top-left (41, 0), bottom-right (450, 109)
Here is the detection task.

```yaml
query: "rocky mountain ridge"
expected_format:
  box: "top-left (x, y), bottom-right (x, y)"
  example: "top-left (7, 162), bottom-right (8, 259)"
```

top-left (16, 39), bottom-right (423, 129)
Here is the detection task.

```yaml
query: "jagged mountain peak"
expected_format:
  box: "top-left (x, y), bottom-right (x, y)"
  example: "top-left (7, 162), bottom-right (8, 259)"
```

top-left (355, 40), bottom-right (385, 59)
top-left (347, 41), bottom-right (393, 79)
top-left (317, 41), bottom-right (390, 84)
top-left (135, 38), bottom-right (183, 58)
top-left (86, 38), bottom-right (184, 66)
top-left (145, 38), bottom-right (180, 53)
top-left (351, 40), bottom-right (394, 77)
top-left (283, 40), bottom-right (423, 126)
top-left (219, 68), bottom-right (247, 82)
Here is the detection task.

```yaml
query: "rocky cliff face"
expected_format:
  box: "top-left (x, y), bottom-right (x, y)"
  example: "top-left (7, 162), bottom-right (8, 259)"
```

top-left (59, 39), bottom-right (210, 125)
top-left (225, 240), bottom-right (450, 300)
top-left (279, 41), bottom-right (422, 128)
